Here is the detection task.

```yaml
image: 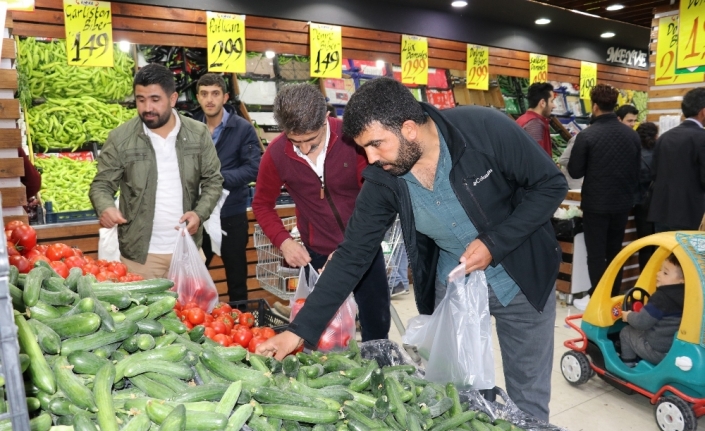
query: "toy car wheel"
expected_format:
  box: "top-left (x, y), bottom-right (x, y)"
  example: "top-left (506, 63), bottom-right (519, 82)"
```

top-left (655, 396), bottom-right (697, 431)
top-left (560, 351), bottom-right (592, 385)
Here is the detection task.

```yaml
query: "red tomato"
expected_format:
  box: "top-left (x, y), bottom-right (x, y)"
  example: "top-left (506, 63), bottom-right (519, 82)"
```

top-left (317, 331), bottom-right (337, 352)
top-left (29, 255), bottom-right (51, 266)
top-left (211, 320), bottom-right (227, 335)
top-left (217, 314), bottom-right (235, 330)
top-left (9, 255), bottom-right (31, 273)
top-left (231, 309), bottom-right (241, 321)
top-left (5, 220), bottom-right (25, 235)
top-left (83, 256), bottom-right (95, 263)
top-left (11, 225), bottom-right (37, 254)
top-left (107, 262), bottom-right (127, 277)
top-left (35, 245), bottom-right (48, 255)
top-left (239, 312), bottom-right (255, 328)
top-left (184, 302), bottom-right (199, 311)
top-left (50, 261), bottom-right (69, 278)
top-left (174, 302), bottom-right (182, 311)
top-left (261, 327), bottom-right (276, 340)
top-left (204, 327), bottom-right (216, 339)
top-left (64, 256), bottom-right (86, 269)
top-left (248, 336), bottom-right (267, 353)
top-left (183, 320), bottom-right (194, 330)
top-left (204, 314), bottom-right (214, 325)
top-left (213, 334), bottom-right (231, 347)
top-left (72, 248), bottom-right (84, 258)
top-left (82, 263), bottom-right (100, 276)
top-left (6, 241), bottom-right (19, 256)
top-left (232, 327), bottom-right (253, 348)
top-left (96, 259), bottom-right (109, 268)
top-left (186, 308), bottom-right (205, 325)
top-left (250, 327), bottom-right (262, 337)
top-left (212, 303), bottom-right (233, 318)
top-left (46, 244), bottom-right (66, 261)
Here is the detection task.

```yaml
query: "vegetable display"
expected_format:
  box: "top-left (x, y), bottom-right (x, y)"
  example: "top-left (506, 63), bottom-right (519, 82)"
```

top-left (33, 156), bottom-right (97, 212)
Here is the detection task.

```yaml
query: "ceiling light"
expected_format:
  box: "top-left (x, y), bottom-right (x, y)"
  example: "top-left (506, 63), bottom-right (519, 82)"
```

top-left (535, 18), bottom-right (551, 25)
top-left (376, 60), bottom-right (385, 68)
top-left (451, 1), bottom-right (468, 6)
top-left (571, 9), bottom-right (600, 18)
top-left (118, 41), bottom-right (131, 53)
top-left (601, 32), bottom-right (616, 38)
top-left (606, 4), bottom-right (624, 11)
top-left (265, 50), bottom-right (275, 59)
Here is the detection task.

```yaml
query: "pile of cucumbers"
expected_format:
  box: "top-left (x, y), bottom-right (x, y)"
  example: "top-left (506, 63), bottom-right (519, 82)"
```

top-left (5, 262), bottom-right (526, 431)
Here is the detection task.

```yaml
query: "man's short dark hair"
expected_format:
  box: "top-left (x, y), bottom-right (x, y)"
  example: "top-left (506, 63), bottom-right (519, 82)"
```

top-left (590, 84), bottom-right (619, 112)
top-left (636, 122), bottom-right (658, 150)
top-left (682, 88), bottom-right (705, 118)
top-left (615, 104), bottom-right (639, 120)
top-left (343, 77), bottom-right (427, 139)
top-left (134, 63), bottom-right (176, 95)
top-left (197, 73), bottom-right (227, 94)
top-left (273, 84), bottom-right (327, 134)
top-left (527, 83), bottom-right (554, 109)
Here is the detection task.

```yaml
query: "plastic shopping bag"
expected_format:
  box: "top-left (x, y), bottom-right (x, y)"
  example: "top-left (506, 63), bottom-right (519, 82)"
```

top-left (290, 265), bottom-right (358, 352)
top-left (98, 225), bottom-right (120, 261)
top-left (168, 227), bottom-right (219, 313)
top-left (204, 189), bottom-right (230, 256)
top-left (403, 264), bottom-right (495, 390)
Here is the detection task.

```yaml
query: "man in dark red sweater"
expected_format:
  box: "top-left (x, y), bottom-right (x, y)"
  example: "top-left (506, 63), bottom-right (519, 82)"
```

top-left (516, 82), bottom-right (555, 157)
top-left (252, 84), bottom-right (390, 342)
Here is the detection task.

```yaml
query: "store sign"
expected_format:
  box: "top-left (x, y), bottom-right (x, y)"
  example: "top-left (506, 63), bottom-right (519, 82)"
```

top-left (678, 0), bottom-right (705, 69)
top-left (605, 46), bottom-right (647, 69)
top-left (466, 44), bottom-right (489, 91)
top-left (579, 61), bottom-right (597, 100)
top-left (6, 0), bottom-right (34, 11)
top-left (63, 0), bottom-right (113, 67)
top-left (401, 35), bottom-right (428, 85)
top-left (309, 23), bottom-right (342, 78)
top-left (529, 53), bottom-right (548, 84)
top-left (206, 12), bottom-right (246, 73)
top-left (656, 15), bottom-right (704, 85)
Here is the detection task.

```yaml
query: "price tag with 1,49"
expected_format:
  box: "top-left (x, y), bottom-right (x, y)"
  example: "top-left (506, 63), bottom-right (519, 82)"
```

top-left (401, 35), bottom-right (428, 85)
top-left (206, 12), bottom-right (246, 73)
top-left (63, 0), bottom-right (113, 67)
top-left (579, 61), bottom-right (597, 99)
top-left (310, 23), bottom-right (342, 78)
top-left (466, 44), bottom-right (489, 90)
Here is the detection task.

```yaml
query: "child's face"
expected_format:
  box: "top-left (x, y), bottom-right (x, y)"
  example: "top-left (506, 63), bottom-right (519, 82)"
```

top-left (656, 260), bottom-right (685, 287)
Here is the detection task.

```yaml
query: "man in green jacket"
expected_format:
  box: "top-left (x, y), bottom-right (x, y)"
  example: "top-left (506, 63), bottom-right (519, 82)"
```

top-left (89, 64), bottom-right (223, 279)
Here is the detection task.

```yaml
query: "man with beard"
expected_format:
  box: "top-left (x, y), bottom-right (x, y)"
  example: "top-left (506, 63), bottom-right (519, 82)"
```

top-left (516, 82), bottom-right (556, 157)
top-left (252, 83), bottom-right (390, 342)
top-left (257, 77), bottom-right (567, 421)
top-left (90, 64), bottom-right (223, 279)
top-left (195, 74), bottom-right (261, 302)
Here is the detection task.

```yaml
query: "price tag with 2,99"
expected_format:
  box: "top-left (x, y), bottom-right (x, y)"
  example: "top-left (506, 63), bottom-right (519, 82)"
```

top-left (63, 0), bottom-right (113, 67)
top-left (310, 23), bottom-right (342, 78)
top-left (206, 12), bottom-right (246, 73)
top-left (579, 61), bottom-right (597, 100)
top-left (466, 44), bottom-right (489, 90)
top-left (401, 35), bottom-right (428, 85)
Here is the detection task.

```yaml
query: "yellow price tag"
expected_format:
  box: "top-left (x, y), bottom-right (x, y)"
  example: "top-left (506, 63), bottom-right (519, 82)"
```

top-left (529, 53), bottom-right (548, 84)
top-left (310, 23), bottom-right (342, 78)
top-left (401, 35), bottom-right (428, 85)
top-left (466, 44), bottom-right (489, 90)
top-left (678, 0), bottom-right (705, 69)
top-left (63, 0), bottom-right (113, 67)
top-left (656, 16), bottom-right (704, 85)
top-left (7, 0), bottom-right (34, 11)
top-left (579, 61), bottom-right (597, 100)
top-left (206, 12), bottom-right (246, 73)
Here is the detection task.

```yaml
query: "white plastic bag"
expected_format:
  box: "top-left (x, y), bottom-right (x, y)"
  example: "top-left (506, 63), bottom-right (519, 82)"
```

top-left (168, 227), bottom-right (219, 313)
top-left (204, 189), bottom-right (230, 256)
top-left (403, 264), bottom-right (495, 390)
top-left (98, 225), bottom-right (120, 261)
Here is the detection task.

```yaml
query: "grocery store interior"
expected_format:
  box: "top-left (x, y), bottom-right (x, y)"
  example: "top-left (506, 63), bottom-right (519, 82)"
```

top-left (1, 0), bottom-right (705, 430)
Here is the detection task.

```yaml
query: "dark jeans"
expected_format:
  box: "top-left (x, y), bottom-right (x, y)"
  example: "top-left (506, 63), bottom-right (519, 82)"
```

top-left (306, 246), bottom-right (391, 342)
top-left (633, 204), bottom-right (655, 271)
top-left (202, 213), bottom-right (250, 302)
top-left (583, 211), bottom-right (629, 297)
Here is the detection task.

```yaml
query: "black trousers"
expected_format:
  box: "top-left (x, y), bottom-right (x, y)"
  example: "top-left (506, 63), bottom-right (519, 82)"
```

top-left (633, 203), bottom-right (655, 271)
top-left (306, 247), bottom-right (391, 342)
top-left (202, 212), bottom-right (250, 302)
top-left (583, 211), bottom-right (629, 297)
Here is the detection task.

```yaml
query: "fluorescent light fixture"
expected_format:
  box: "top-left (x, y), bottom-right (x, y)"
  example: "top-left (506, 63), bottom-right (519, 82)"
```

top-left (265, 50), bottom-right (275, 59)
top-left (535, 18), bottom-right (551, 25)
top-left (571, 9), bottom-right (600, 18)
top-left (118, 41), bottom-right (131, 52)
top-left (376, 60), bottom-right (385, 68)
top-left (606, 4), bottom-right (624, 11)
top-left (451, 1), bottom-right (468, 7)
top-left (601, 32), bottom-right (616, 38)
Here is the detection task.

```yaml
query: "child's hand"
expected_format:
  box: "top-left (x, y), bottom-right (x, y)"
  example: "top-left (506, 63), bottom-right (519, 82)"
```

top-left (622, 310), bottom-right (630, 322)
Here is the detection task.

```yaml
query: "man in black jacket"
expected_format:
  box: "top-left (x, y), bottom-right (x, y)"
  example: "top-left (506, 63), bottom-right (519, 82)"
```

top-left (568, 84), bottom-right (641, 310)
top-left (257, 77), bottom-right (567, 421)
top-left (648, 88), bottom-right (705, 232)
top-left (196, 74), bottom-right (261, 302)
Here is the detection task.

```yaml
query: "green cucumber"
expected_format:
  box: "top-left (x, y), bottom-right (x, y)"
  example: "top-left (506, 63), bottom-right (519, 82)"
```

top-left (283, 355), bottom-right (300, 378)
top-left (9, 264), bottom-right (18, 286)
top-left (300, 364), bottom-right (325, 379)
top-left (428, 397), bottom-right (454, 418)
top-left (94, 342), bottom-right (121, 359)
top-left (92, 279), bottom-right (174, 294)
top-left (77, 276), bottom-right (115, 332)
top-left (19, 353), bottom-right (30, 373)
top-left (54, 356), bottom-right (97, 412)
top-left (61, 297), bottom-right (95, 317)
top-left (115, 344), bottom-right (187, 381)
top-left (28, 300), bottom-right (62, 322)
top-left (61, 320), bottom-right (138, 356)
top-left (27, 318), bottom-right (61, 355)
top-left (67, 351), bottom-right (110, 375)
top-left (124, 305), bottom-right (150, 322)
top-left (170, 383), bottom-right (230, 403)
top-left (446, 383), bottom-right (462, 417)
top-left (124, 360), bottom-right (195, 380)
top-left (308, 373), bottom-right (351, 389)
top-left (160, 317), bottom-right (189, 334)
top-left (342, 404), bottom-right (385, 429)
top-left (129, 375), bottom-right (176, 399)
top-left (43, 276), bottom-right (75, 292)
top-left (137, 319), bottom-right (166, 337)
top-left (349, 359), bottom-right (378, 392)
top-left (247, 415), bottom-right (274, 431)
top-left (16, 313), bottom-right (56, 394)
top-left (94, 362), bottom-right (118, 431)
top-left (39, 287), bottom-right (79, 306)
top-left (260, 404), bottom-right (340, 424)
top-left (8, 283), bottom-right (24, 310)
top-left (189, 325), bottom-right (206, 342)
top-left (372, 395), bottom-right (390, 420)
top-left (46, 313), bottom-right (101, 339)
top-left (429, 410), bottom-right (477, 431)
top-left (213, 345), bottom-right (247, 362)
top-left (122, 414), bottom-right (152, 431)
top-left (159, 403), bottom-right (186, 431)
top-left (226, 404), bottom-right (253, 431)
top-left (145, 291), bottom-right (178, 303)
top-left (94, 290), bottom-right (133, 309)
top-left (146, 297), bottom-right (177, 319)
top-left (24, 267), bottom-right (53, 307)
top-left (155, 331), bottom-right (179, 348)
top-left (248, 354), bottom-right (270, 373)
top-left (64, 267), bottom-right (83, 291)
top-left (385, 376), bottom-right (407, 428)
top-left (144, 372), bottom-right (189, 393)
top-left (216, 381), bottom-right (242, 416)
top-left (201, 349), bottom-right (271, 387)
top-left (251, 387), bottom-right (329, 410)
top-left (48, 397), bottom-right (72, 416)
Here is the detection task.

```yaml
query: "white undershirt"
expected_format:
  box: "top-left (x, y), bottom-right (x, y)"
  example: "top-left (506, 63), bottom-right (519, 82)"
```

top-left (143, 111), bottom-right (184, 254)
top-left (293, 121), bottom-right (331, 182)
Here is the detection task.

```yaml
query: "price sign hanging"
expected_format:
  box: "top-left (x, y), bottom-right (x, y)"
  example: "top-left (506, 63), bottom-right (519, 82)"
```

top-left (466, 44), bottom-right (489, 90)
top-left (206, 12), bottom-right (246, 73)
top-left (677, 0), bottom-right (705, 69)
top-left (401, 35), bottom-right (428, 85)
top-left (309, 23), bottom-right (342, 78)
top-left (7, 0), bottom-right (34, 11)
top-left (63, 0), bottom-right (113, 67)
top-left (529, 53), bottom-right (548, 84)
top-left (656, 16), bottom-right (704, 85)
top-left (579, 61), bottom-right (597, 100)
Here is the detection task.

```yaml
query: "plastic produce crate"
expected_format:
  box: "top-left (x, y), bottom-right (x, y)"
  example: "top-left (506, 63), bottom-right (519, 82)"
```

top-left (44, 201), bottom-right (97, 224)
top-left (228, 299), bottom-right (288, 333)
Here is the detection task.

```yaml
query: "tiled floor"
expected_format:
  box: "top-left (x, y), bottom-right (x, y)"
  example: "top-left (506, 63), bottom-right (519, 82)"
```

top-left (387, 289), bottom-right (705, 431)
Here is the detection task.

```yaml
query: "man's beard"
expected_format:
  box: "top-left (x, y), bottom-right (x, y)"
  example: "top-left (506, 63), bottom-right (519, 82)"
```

top-left (140, 109), bottom-right (171, 130)
top-left (373, 134), bottom-right (422, 176)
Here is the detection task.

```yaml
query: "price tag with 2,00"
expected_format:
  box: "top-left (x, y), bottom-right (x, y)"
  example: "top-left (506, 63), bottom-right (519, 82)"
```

top-left (63, 0), bottom-right (113, 67)
top-left (401, 35), bottom-right (428, 85)
top-left (529, 53), bottom-right (548, 84)
top-left (310, 23), bottom-right (342, 78)
top-left (466, 44), bottom-right (489, 90)
top-left (579, 61), bottom-right (597, 99)
top-left (206, 12), bottom-right (246, 73)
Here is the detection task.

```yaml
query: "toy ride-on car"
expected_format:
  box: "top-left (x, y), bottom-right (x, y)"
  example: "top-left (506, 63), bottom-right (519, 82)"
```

top-left (562, 232), bottom-right (705, 431)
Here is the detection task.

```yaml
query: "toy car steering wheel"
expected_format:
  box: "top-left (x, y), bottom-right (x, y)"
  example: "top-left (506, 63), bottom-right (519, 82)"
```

top-left (622, 287), bottom-right (651, 312)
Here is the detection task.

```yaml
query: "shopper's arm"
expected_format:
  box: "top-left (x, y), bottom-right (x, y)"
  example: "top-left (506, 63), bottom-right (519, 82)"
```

top-left (222, 123), bottom-right (261, 190)
top-left (251, 148), bottom-right (292, 249)
top-left (89, 133), bottom-right (123, 216)
top-left (567, 133), bottom-right (588, 179)
top-left (558, 136), bottom-right (576, 168)
top-left (626, 308), bottom-right (659, 331)
top-left (192, 132), bottom-right (223, 224)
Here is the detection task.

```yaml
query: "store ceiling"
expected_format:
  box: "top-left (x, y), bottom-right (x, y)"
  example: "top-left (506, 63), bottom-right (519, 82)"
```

top-left (532, 0), bottom-right (667, 28)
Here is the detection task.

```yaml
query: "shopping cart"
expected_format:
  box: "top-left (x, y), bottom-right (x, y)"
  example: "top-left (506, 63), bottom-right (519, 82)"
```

top-left (254, 216), bottom-right (300, 300)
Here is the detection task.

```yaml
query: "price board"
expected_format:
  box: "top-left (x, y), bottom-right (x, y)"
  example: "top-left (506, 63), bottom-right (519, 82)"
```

top-left (63, 0), bottom-right (113, 67)
top-left (466, 44), bottom-right (489, 90)
top-left (310, 23), bottom-right (342, 78)
top-left (206, 12), bottom-right (246, 73)
top-left (579, 61), bottom-right (597, 100)
top-left (529, 53), bottom-right (548, 84)
top-left (401, 35), bottom-right (428, 85)
top-left (677, 0), bottom-right (705, 69)
top-left (656, 15), bottom-right (704, 85)
top-left (7, 0), bottom-right (34, 11)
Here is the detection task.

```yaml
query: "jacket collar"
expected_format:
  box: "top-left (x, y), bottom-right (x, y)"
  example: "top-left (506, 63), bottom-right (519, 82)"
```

top-left (520, 110), bottom-right (550, 124)
top-left (283, 117), bottom-right (341, 161)
top-left (193, 104), bottom-right (239, 128)
top-left (590, 112), bottom-right (618, 125)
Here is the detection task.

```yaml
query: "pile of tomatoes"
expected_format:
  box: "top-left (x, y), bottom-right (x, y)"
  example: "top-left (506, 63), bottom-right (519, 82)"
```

top-left (175, 301), bottom-right (283, 353)
top-left (6, 220), bottom-right (143, 282)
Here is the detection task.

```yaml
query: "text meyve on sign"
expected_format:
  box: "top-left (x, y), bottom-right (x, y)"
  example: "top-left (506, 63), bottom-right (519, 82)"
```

top-left (310, 23), bottom-right (342, 78)
top-left (605, 47), bottom-right (647, 69)
top-left (63, 0), bottom-right (113, 67)
top-left (466, 44), bottom-right (489, 90)
top-left (529, 53), bottom-right (548, 84)
top-left (401, 35), bottom-right (428, 85)
top-left (656, 16), bottom-right (704, 85)
top-left (579, 61), bottom-right (597, 100)
top-left (677, 0), bottom-right (705, 69)
top-left (206, 12), bottom-right (246, 73)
